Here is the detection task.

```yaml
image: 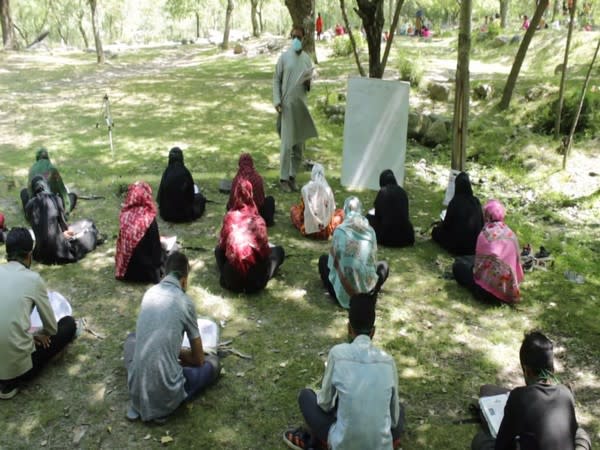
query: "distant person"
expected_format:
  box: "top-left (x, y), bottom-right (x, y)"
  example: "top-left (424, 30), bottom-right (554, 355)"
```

top-left (273, 25), bottom-right (318, 193)
top-left (319, 197), bottom-right (389, 309)
top-left (283, 293), bottom-right (404, 450)
top-left (316, 13), bottom-right (323, 40)
top-left (421, 25), bottom-right (431, 38)
top-left (0, 228), bottom-right (77, 399)
top-left (227, 153), bottom-right (275, 227)
top-left (115, 182), bottom-right (165, 283)
top-left (432, 172), bottom-right (484, 255)
top-left (21, 147), bottom-right (77, 216)
top-left (290, 163), bottom-right (344, 240)
top-left (217, 179), bottom-right (284, 294)
top-left (452, 199), bottom-right (524, 304)
top-left (0, 213), bottom-right (6, 243)
top-left (367, 170), bottom-right (414, 247)
top-left (471, 331), bottom-right (592, 450)
top-left (157, 147), bottom-right (206, 223)
top-left (25, 176), bottom-right (101, 265)
top-left (334, 24), bottom-right (344, 36)
top-left (522, 15), bottom-right (530, 30)
top-left (125, 252), bottom-right (221, 422)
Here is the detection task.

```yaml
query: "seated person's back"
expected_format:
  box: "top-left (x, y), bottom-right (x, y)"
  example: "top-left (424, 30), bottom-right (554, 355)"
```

top-left (157, 147), bottom-right (205, 222)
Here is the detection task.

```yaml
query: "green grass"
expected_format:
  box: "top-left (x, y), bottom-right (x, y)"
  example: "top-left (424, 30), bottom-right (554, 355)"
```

top-left (0, 35), bottom-right (599, 449)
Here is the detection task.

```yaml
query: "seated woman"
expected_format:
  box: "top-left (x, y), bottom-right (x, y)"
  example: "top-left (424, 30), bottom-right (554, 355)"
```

top-left (319, 196), bottom-right (389, 309)
top-left (227, 153), bottom-right (275, 227)
top-left (216, 179), bottom-right (284, 294)
top-left (157, 147), bottom-right (206, 223)
top-left (21, 147), bottom-right (77, 216)
top-left (116, 182), bottom-right (165, 283)
top-left (367, 170), bottom-right (414, 247)
top-left (432, 172), bottom-right (484, 255)
top-left (452, 199), bottom-right (524, 304)
top-left (25, 177), bottom-right (100, 265)
top-left (290, 163), bottom-right (344, 240)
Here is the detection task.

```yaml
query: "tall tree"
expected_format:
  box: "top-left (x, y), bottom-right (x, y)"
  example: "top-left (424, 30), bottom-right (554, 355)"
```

top-left (284, 0), bottom-right (315, 59)
top-left (165, 0), bottom-right (204, 39)
top-left (250, 0), bottom-right (260, 37)
top-left (555, 0), bottom-right (577, 139)
top-left (222, 0), bottom-right (234, 49)
top-left (452, 0), bottom-right (472, 172)
top-left (89, 0), bottom-right (104, 63)
top-left (499, 0), bottom-right (509, 28)
top-left (0, 0), bottom-right (17, 49)
top-left (499, 0), bottom-right (548, 110)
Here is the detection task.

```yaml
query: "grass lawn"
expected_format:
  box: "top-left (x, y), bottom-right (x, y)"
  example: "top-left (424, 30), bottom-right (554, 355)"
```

top-left (0, 32), bottom-right (599, 449)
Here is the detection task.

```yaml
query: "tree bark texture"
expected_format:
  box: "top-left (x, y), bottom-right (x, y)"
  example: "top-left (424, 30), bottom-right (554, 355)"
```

top-left (340, 0), bottom-right (366, 76)
top-left (554, 0), bottom-right (577, 139)
top-left (380, 0), bottom-right (404, 75)
top-left (452, 0), bottom-right (472, 172)
top-left (89, 0), bottom-right (105, 63)
top-left (284, 0), bottom-right (316, 60)
top-left (0, 0), bottom-right (17, 50)
top-left (78, 10), bottom-right (90, 49)
top-left (195, 11), bottom-right (200, 39)
top-left (355, 0), bottom-right (385, 78)
top-left (499, 0), bottom-right (548, 110)
top-left (499, 0), bottom-right (509, 28)
top-left (250, 0), bottom-right (260, 37)
top-left (563, 36), bottom-right (600, 169)
top-left (222, 0), bottom-right (234, 49)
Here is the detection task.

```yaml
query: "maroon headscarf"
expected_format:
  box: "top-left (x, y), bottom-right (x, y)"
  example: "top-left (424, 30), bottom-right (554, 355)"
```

top-left (227, 153), bottom-right (266, 210)
top-left (219, 179), bottom-right (270, 275)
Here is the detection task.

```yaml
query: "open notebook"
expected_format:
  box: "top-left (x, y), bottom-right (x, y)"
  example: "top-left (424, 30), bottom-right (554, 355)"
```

top-left (182, 318), bottom-right (220, 353)
top-left (30, 291), bottom-right (72, 332)
top-left (479, 393), bottom-right (509, 438)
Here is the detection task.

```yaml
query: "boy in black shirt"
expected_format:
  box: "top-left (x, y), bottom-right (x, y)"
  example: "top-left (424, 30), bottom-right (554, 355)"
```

top-left (472, 331), bottom-right (592, 450)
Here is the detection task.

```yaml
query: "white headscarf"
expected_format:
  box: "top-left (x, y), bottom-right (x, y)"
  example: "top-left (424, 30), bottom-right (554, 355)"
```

top-left (302, 163), bottom-right (336, 234)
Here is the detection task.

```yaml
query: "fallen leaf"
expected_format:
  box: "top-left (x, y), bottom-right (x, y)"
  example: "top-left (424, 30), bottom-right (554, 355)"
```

top-left (107, 426), bottom-right (112, 433)
top-left (143, 434), bottom-right (151, 440)
top-left (160, 435), bottom-right (174, 445)
top-left (41, 440), bottom-right (47, 447)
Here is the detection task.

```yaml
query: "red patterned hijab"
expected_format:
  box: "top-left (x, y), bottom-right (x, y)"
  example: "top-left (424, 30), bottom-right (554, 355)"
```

top-left (219, 179), bottom-right (270, 275)
top-left (115, 182), bottom-right (157, 278)
top-left (227, 153), bottom-right (265, 210)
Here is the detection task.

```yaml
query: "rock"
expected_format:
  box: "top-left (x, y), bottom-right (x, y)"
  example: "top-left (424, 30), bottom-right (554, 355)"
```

top-left (525, 86), bottom-right (545, 101)
top-left (523, 158), bottom-right (537, 171)
top-left (181, 39), bottom-right (189, 45)
top-left (427, 83), bottom-right (450, 102)
top-left (423, 120), bottom-right (449, 147)
top-left (473, 83), bottom-right (494, 100)
top-left (233, 43), bottom-right (246, 54)
top-left (492, 36), bottom-right (509, 47)
top-left (510, 34), bottom-right (521, 44)
top-left (407, 112), bottom-right (431, 140)
top-left (554, 63), bottom-right (564, 75)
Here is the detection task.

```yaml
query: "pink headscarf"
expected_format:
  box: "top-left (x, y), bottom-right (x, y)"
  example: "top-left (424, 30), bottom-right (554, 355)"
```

top-left (473, 200), bottom-right (524, 303)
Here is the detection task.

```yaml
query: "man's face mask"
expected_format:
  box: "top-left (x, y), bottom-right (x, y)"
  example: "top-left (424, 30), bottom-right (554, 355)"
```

top-left (292, 37), bottom-right (302, 52)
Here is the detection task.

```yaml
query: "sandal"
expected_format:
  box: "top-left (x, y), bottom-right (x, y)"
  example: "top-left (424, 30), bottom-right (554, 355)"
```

top-left (283, 428), bottom-right (312, 450)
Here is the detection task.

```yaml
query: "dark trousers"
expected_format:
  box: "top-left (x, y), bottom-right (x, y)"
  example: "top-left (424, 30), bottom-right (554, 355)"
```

top-left (192, 193), bottom-right (206, 220)
top-left (318, 255), bottom-right (389, 302)
top-left (259, 196), bottom-right (275, 227)
top-left (1, 316), bottom-right (76, 387)
top-left (298, 388), bottom-right (404, 448)
top-left (215, 245), bottom-right (284, 294)
top-left (452, 256), bottom-right (500, 303)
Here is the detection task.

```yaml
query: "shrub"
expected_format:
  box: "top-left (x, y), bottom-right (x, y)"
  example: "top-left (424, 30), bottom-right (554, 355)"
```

top-left (532, 92), bottom-right (599, 136)
top-left (332, 34), bottom-right (364, 57)
top-left (398, 54), bottom-right (423, 88)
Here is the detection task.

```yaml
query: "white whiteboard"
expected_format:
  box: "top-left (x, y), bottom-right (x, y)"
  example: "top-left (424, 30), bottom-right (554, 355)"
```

top-left (341, 77), bottom-right (409, 190)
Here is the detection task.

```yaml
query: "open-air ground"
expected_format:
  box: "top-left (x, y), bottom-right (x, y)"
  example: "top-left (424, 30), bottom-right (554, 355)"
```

top-left (0, 30), bottom-right (599, 449)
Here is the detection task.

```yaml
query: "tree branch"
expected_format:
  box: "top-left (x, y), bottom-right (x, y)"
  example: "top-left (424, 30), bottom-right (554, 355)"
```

top-left (340, 0), bottom-right (366, 76)
top-left (381, 0), bottom-right (405, 74)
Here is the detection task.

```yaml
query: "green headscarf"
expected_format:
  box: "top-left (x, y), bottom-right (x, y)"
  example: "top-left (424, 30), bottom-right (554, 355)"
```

top-left (28, 147), bottom-right (71, 213)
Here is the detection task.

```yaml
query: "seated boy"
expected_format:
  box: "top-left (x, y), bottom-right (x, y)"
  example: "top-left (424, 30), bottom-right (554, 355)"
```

top-left (472, 331), bottom-right (592, 450)
top-left (125, 251), bottom-right (220, 422)
top-left (0, 228), bottom-right (77, 399)
top-left (284, 293), bottom-right (404, 449)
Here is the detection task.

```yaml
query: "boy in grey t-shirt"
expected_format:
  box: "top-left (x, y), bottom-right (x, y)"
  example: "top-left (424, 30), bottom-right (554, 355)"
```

top-left (125, 252), bottom-right (220, 422)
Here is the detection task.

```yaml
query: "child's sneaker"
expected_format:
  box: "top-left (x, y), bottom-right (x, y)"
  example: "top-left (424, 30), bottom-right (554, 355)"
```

top-left (0, 383), bottom-right (18, 400)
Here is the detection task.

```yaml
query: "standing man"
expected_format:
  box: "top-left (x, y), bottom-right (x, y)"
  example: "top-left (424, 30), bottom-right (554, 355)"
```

top-left (316, 13), bottom-right (323, 41)
top-left (273, 25), bottom-right (318, 193)
top-left (0, 228), bottom-right (77, 399)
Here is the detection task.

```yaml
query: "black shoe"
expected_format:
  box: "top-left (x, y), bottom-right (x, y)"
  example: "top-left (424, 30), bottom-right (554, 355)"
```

top-left (0, 383), bottom-right (19, 400)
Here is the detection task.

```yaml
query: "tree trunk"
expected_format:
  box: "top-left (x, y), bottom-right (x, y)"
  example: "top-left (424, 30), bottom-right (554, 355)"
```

top-left (195, 11), bottom-right (200, 39)
top-left (452, 0), bottom-right (472, 171)
top-left (499, 0), bottom-right (548, 110)
top-left (284, 0), bottom-right (316, 61)
top-left (340, 0), bottom-right (366, 76)
top-left (78, 10), bottom-right (90, 48)
top-left (89, 0), bottom-right (105, 63)
top-left (499, 0), bottom-right (509, 28)
top-left (563, 36), bottom-right (600, 169)
top-left (222, 0), bottom-right (234, 50)
top-left (554, 0), bottom-right (577, 139)
top-left (552, 0), bottom-right (560, 21)
top-left (380, 0), bottom-right (405, 75)
top-left (355, 0), bottom-right (385, 78)
top-left (0, 0), bottom-right (17, 50)
top-left (250, 0), bottom-right (260, 37)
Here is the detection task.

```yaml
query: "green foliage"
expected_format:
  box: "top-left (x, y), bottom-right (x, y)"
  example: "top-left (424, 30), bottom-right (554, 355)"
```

top-left (532, 91), bottom-right (599, 136)
top-left (398, 53), bottom-right (423, 88)
top-left (331, 34), bottom-right (364, 57)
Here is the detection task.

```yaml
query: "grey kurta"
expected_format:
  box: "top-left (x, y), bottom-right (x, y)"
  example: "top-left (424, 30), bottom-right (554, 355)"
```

top-left (273, 47), bottom-right (318, 179)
